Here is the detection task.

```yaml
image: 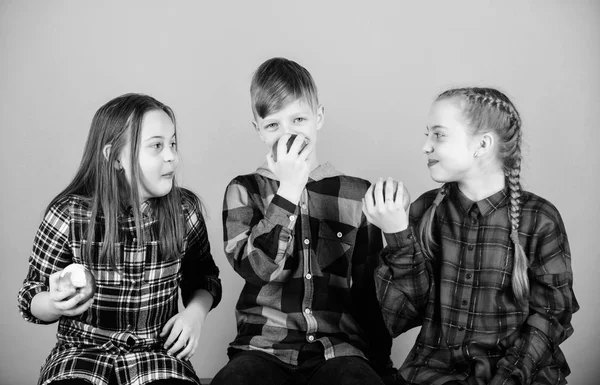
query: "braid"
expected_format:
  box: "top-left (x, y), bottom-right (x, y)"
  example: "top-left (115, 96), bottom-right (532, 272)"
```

top-left (418, 184), bottom-right (448, 260)
top-left (437, 87), bottom-right (529, 303)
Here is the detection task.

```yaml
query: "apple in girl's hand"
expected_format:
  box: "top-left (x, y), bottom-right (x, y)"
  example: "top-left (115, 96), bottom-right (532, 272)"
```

top-left (57, 263), bottom-right (96, 303)
top-left (272, 134), bottom-right (309, 162)
top-left (375, 180), bottom-right (411, 212)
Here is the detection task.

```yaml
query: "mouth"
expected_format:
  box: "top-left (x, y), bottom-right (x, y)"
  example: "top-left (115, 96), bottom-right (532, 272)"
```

top-left (162, 171), bottom-right (175, 178)
top-left (427, 159), bottom-right (439, 168)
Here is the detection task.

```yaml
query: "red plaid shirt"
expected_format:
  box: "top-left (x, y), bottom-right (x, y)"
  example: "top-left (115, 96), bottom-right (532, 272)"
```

top-left (376, 183), bottom-right (578, 385)
top-left (18, 190), bottom-right (222, 385)
top-left (222, 162), bottom-right (392, 373)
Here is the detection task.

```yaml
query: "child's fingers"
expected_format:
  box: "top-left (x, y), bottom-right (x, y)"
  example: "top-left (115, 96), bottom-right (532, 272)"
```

top-left (63, 297), bottom-right (94, 316)
top-left (384, 177), bottom-right (395, 206)
top-left (160, 316), bottom-right (176, 338)
top-left (167, 332), bottom-right (186, 356)
top-left (373, 178), bottom-right (385, 207)
top-left (177, 338), bottom-right (197, 360)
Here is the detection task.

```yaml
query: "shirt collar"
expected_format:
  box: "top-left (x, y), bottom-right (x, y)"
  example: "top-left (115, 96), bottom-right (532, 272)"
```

top-left (448, 182), bottom-right (509, 216)
top-left (255, 161), bottom-right (342, 182)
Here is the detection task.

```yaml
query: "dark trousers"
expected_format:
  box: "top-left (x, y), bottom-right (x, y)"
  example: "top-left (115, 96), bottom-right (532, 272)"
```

top-left (210, 347), bottom-right (385, 385)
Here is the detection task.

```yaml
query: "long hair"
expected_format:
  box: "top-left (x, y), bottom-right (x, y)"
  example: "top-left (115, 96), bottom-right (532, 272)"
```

top-left (418, 87), bottom-right (529, 303)
top-left (47, 93), bottom-right (188, 269)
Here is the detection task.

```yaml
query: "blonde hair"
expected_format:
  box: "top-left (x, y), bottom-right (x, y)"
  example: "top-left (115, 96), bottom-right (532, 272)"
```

top-left (419, 87), bottom-right (529, 303)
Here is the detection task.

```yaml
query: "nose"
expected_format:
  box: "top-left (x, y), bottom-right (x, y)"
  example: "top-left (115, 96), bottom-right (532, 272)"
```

top-left (422, 137), bottom-right (433, 155)
top-left (164, 145), bottom-right (177, 163)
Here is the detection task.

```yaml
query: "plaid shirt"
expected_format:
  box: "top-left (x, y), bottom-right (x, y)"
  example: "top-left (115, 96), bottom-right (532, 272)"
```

top-left (222, 162), bottom-right (392, 372)
top-left (376, 183), bottom-right (578, 385)
top-left (18, 190), bottom-right (222, 385)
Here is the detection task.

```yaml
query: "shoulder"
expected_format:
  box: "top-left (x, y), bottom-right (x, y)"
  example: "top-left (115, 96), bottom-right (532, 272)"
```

top-left (519, 190), bottom-right (567, 235)
top-left (409, 187), bottom-right (441, 219)
top-left (45, 194), bottom-right (90, 220)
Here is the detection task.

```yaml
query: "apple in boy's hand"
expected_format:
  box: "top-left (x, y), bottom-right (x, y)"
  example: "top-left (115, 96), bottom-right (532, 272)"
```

top-left (375, 180), bottom-right (411, 212)
top-left (57, 263), bottom-right (96, 304)
top-left (272, 134), bottom-right (309, 162)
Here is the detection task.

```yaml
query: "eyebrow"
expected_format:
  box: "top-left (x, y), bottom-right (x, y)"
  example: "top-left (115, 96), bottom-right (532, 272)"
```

top-left (143, 134), bottom-right (176, 141)
top-left (426, 125), bottom-right (447, 131)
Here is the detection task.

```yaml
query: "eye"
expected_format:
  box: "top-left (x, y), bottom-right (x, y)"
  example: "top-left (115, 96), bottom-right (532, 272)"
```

top-left (265, 123), bottom-right (278, 131)
top-left (434, 133), bottom-right (443, 138)
top-left (151, 142), bottom-right (163, 150)
top-left (170, 141), bottom-right (177, 150)
top-left (294, 117), bottom-right (306, 123)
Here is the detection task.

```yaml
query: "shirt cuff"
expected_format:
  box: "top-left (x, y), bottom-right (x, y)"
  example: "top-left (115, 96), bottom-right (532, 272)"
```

top-left (265, 194), bottom-right (299, 230)
top-left (383, 226), bottom-right (417, 249)
top-left (18, 284), bottom-right (55, 325)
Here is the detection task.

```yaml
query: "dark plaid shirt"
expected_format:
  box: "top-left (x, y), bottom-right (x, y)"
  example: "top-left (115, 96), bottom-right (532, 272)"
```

top-left (18, 191), bottom-right (222, 385)
top-left (376, 183), bottom-right (578, 385)
top-left (222, 162), bottom-right (392, 371)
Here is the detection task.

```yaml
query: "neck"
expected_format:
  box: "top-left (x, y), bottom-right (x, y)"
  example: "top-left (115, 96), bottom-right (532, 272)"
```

top-left (457, 169), bottom-right (505, 202)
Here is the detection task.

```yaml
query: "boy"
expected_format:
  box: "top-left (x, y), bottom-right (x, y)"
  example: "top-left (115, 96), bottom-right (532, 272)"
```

top-left (212, 57), bottom-right (393, 385)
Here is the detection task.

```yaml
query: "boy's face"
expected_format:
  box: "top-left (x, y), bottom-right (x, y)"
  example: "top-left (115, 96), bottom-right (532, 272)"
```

top-left (253, 98), bottom-right (324, 153)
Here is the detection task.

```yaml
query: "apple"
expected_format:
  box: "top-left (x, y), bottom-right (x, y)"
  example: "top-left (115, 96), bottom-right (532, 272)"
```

top-left (375, 180), bottom-right (411, 211)
top-left (57, 263), bottom-right (96, 304)
top-left (272, 134), bottom-right (309, 162)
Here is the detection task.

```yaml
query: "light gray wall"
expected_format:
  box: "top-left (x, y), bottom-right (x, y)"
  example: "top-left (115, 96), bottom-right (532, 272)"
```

top-left (1, 1), bottom-right (598, 384)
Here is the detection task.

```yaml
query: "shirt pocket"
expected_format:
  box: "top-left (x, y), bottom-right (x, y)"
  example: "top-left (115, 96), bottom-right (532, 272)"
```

top-left (315, 220), bottom-right (357, 274)
top-left (143, 258), bottom-right (181, 285)
top-left (88, 242), bottom-right (123, 286)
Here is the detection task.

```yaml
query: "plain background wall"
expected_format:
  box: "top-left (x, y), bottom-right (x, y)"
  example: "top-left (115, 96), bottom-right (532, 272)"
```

top-left (1, 1), bottom-right (598, 384)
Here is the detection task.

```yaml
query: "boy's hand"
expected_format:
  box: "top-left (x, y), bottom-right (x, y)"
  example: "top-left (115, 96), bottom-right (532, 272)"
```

top-left (160, 307), bottom-right (205, 361)
top-left (362, 177), bottom-right (411, 233)
top-left (48, 270), bottom-right (94, 317)
top-left (267, 133), bottom-right (313, 204)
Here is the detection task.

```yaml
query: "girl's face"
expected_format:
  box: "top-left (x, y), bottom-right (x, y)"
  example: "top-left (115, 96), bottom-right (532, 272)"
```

top-left (119, 109), bottom-right (179, 202)
top-left (423, 98), bottom-right (480, 184)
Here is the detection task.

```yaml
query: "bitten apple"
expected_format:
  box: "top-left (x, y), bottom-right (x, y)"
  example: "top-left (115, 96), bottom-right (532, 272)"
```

top-left (272, 134), bottom-right (309, 162)
top-left (57, 263), bottom-right (96, 304)
top-left (376, 180), bottom-right (411, 211)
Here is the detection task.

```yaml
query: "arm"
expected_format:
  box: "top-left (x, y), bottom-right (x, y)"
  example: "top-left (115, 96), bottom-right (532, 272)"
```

top-left (489, 212), bottom-right (578, 385)
top-left (180, 192), bottom-right (222, 309)
top-left (375, 227), bottom-right (431, 337)
top-left (222, 178), bottom-right (298, 286)
top-left (18, 199), bottom-right (92, 324)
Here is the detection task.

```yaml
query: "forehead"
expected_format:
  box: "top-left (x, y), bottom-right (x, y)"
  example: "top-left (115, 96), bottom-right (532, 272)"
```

top-left (140, 109), bottom-right (175, 137)
top-left (259, 98), bottom-right (313, 121)
top-left (428, 98), bottom-right (466, 127)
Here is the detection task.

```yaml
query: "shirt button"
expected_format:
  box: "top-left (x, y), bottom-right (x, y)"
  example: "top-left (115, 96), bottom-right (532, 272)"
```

top-left (336, 232), bottom-right (343, 238)
top-left (304, 308), bottom-right (312, 315)
top-left (467, 245), bottom-right (474, 251)
top-left (466, 273), bottom-right (472, 279)
top-left (307, 335), bottom-right (315, 342)
top-left (471, 219), bottom-right (477, 225)
top-left (461, 300), bottom-right (468, 306)
top-left (289, 215), bottom-right (296, 221)
top-left (305, 273), bottom-right (312, 280)
top-left (301, 204), bottom-right (308, 210)
top-left (304, 239), bottom-right (310, 245)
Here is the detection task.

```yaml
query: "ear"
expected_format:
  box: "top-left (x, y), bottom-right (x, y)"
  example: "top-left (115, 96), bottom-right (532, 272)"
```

top-left (316, 105), bottom-right (325, 131)
top-left (103, 144), bottom-right (122, 170)
top-left (252, 120), bottom-right (266, 143)
top-left (478, 133), bottom-right (495, 156)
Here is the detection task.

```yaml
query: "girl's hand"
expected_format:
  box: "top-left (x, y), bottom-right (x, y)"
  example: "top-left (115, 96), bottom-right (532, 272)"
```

top-left (362, 177), bottom-right (411, 233)
top-left (160, 307), bottom-right (205, 360)
top-left (48, 270), bottom-right (94, 317)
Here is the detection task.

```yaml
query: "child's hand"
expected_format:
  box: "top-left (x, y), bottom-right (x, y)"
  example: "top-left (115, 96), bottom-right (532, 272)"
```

top-left (362, 177), bottom-right (411, 233)
top-left (160, 307), bottom-right (204, 361)
top-left (48, 270), bottom-right (94, 317)
top-left (267, 133), bottom-right (313, 204)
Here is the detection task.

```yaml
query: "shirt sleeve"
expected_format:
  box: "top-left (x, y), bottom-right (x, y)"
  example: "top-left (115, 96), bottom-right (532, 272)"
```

top-left (17, 199), bottom-right (74, 324)
top-left (222, 178), bottom-right (298, 286)
top-left (375, 225), bottom-right (431, 338)
top-left (180, 194), bottom-right (222, 309)
top-left (490, 210), bottom-right (578, 385)
top-left (350, 214), bottom-right (395, 376)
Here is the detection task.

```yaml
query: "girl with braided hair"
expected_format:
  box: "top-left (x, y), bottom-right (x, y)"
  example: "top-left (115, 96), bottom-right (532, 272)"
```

top-left (363, 87), bottom-right (578, 385)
